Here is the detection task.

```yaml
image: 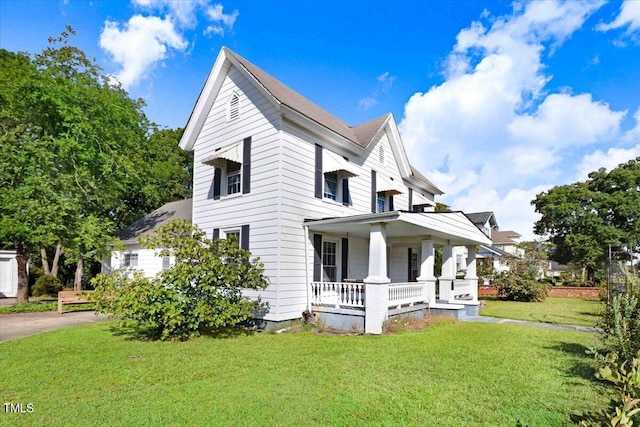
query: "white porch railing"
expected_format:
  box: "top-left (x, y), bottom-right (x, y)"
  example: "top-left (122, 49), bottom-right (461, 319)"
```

top-left (438, 279), bottom-right (476, 302)
top-left (310, 281), bottom-right (433, 310)
top-left (310, 282), bottom-right (365, 308)
top-left (388, 282), bottom-right (428, 309)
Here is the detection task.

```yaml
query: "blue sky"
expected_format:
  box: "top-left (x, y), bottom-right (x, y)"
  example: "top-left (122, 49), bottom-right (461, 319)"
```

top-left (2, 0), bottom-right (640, 239)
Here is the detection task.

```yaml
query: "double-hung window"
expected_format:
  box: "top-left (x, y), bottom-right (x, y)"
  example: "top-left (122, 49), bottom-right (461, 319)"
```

top-left (225, 230), bottom-right (240, 246)
top-left (322, 241), bottom-right (337, 282)
top-left (123, 253), bottom-right (138, 267)
top-left (227, 161), bottom-right (241, 195)
top-left (377, 194), bottom-right (386, 213)
top-left (323, 172), bottom-right (338, 201)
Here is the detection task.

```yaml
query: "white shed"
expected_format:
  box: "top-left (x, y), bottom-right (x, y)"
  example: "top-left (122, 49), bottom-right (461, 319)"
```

top-left (0, 249), bottom-right (19, 298)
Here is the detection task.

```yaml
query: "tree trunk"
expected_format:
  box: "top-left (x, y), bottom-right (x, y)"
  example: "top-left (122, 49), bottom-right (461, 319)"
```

top-left (51, 244), bottom-right (62, 277)
top-left (40, 247), bottom-right (51, 275)
top-left (16, 244), bottom-right (30, 303)
top-left (74, 253), bottom-right (83, 291)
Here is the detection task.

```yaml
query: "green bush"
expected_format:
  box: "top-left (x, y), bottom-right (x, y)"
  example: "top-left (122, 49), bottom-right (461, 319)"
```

top-left (493, 272), bottom-right (547, 302)
top-left (32, 275), bottom-right (63, 297)
top-left (596, 294), bottom-right (640, 364)
top-left (92, 220), bottom-right (268, 341)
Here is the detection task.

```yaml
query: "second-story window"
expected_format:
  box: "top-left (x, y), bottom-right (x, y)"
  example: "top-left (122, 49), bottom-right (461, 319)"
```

top-left (324, 172), bottom-right (338, 201)
top-left (377, 194), bottom-right (386, 213)
top-left (227, 161), bottom-right (241, 195)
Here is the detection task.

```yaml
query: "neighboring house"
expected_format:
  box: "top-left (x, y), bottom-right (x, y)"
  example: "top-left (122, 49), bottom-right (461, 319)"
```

top-left (466, 211), bottom-right (498, 238)
top-left (0, 249), bottom-right (19, 298)
top-left (170, 47), bottom-right (492, 334)
top-left (491, 230), bottom-right (524, 258)
top-left (104, 199), bottom-right (192, 278)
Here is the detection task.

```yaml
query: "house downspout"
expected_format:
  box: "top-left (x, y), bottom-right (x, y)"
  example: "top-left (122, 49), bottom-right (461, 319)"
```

top-left (303, 224), bottom-right (311, 312)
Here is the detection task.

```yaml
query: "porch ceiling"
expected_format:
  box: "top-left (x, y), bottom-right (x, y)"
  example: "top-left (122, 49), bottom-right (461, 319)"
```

top-left (305, 211), bottom-right (492, 246)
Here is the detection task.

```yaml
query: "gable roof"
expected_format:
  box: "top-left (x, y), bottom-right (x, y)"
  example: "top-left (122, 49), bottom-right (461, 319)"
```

top-left (118, 199), bottom-right (192, 244)
top-left (227, 49), bottom-right (361, 146)
top-left (491, 229), bottom-right (521, 245)
top-left (180, 47), bottom-right (441, 193)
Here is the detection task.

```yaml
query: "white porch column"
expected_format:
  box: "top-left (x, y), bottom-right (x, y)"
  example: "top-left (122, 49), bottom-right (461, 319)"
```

top-left (465, 245), bottom-right (479, 303)
top-left (439, 244), bottom-right (456, 302)
top-left (365, 222), bottom-right (390, 334)
top-left (416, 239), bottom-right (436, 305)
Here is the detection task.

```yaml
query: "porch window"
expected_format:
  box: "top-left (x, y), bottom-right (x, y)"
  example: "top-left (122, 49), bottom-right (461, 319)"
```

top-left (322, 241), bottom-right (337, 282)
top-left (123, 253), bottom-right (138, 267)
top-left (324, 172), bottom-right (338, 200)
top-left (227, 161), bottom-right (241, 195)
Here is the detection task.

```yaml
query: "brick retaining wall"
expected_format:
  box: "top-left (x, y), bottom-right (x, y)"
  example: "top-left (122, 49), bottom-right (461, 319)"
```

top-left (478, 285), bottom-right (602, 300)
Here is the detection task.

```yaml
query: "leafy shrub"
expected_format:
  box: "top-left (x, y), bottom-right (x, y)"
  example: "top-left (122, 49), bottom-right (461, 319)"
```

top-left (32, 275), bottom-right (63, 297)
top-left (593, 352), bottom-right (640, 427)
top-left (493, 272), bottom-right (547, 302)
top-left (596, 294), bottom-right (640, 364)
top-left (92, 220), bottom-right (268, 341)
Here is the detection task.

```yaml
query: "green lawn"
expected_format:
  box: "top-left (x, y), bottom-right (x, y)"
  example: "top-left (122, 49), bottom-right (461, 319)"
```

top-left (0, 321), bottom-right (610, 426)
top-left (480, 297), bottom-right (603, 327)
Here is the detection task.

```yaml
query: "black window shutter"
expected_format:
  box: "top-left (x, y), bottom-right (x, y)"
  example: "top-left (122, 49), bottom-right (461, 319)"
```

top-left (242, 136), bottom-right (251, 194)
top-left (313, 234), bottom-right (322, 281)
top-left (213, 168), bottom-right (221, 200)
top-left (408, 188), bottom-right (413, 211)
top-left (389, 195), bottom-right (394, 211)
top-left (342, 178), bottom-right (350, 206)
top-left (241, 224), bottom-right (250, 250)
top-left (213, 228), bottom-right (220, 240)
top-left (371, 170), bottom-right (377, 213)
top-left (314, 144), bottom-right (323, 199)
top-left (341, 238), bottom-right (349, 281)
top-left (407, 248), bottom-right (413, 282)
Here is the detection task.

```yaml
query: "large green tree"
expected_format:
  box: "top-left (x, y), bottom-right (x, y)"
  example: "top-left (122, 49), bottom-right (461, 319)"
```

top-left (0, 28), bottom-right (192, 300)
top-left (532, 157), bottom-right (640, 282)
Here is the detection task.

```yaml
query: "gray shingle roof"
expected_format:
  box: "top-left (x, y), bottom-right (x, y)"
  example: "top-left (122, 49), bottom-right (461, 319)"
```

top-left (226, 49), bottom-right (438, 191)
top-left (118, 199), bottom-right (192, 243)
top-left (466, 211), bottom-right (494, 226)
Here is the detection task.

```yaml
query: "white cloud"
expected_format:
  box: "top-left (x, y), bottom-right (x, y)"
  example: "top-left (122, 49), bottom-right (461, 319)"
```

top-left (596, 0), bottom-right (640, 34)
top-left (576, 145), bottom-right (640, 180)
top-left (132, 0), bottom-right (209, 28)
top-left (623, 108), bottom-right (640, 143)
top-left (508, 93), bottom-right (624, 148)
top-left (397, 0), bottom-right (627, 238)
top-left (204, 4), bottom-right (239, 37)
top-left (100, 15), bottom-right (188, 88)
top-left (359, 71), bottom-right (396, 110)
top-left (100, 1), bottom-right (239, 88)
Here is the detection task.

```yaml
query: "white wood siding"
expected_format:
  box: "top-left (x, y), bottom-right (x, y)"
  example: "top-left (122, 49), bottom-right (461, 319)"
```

top-left (109, 246), bottom-right (170, 279)
top-left (276, 120), bottom-right (435, 320)
top-left (191, 66), bottom-right (285, 320)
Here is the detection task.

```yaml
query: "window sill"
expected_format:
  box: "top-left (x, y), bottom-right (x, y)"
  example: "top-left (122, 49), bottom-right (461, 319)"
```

top-left (322, 198), bottom-right (349, 207)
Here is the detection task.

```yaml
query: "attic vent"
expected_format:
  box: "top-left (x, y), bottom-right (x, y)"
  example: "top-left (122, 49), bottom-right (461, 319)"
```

top-left (378, 145), bottom-right (385, 165)
top-left (228, 92), bottom-right (240, 121)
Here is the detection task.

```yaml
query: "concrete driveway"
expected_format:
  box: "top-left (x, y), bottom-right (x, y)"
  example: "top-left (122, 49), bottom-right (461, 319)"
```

top-left (0, 311), bottom-right (111, 342)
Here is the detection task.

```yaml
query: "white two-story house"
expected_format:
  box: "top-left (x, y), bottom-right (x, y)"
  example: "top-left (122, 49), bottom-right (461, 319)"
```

top-left (172, 47), bottom-right (491, 334)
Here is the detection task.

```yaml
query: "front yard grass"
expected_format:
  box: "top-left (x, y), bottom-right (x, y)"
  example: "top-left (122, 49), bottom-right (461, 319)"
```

top-left (480, 297), bottom-right (603, 327)
top-left (1, 321), bottom-right (609, 426)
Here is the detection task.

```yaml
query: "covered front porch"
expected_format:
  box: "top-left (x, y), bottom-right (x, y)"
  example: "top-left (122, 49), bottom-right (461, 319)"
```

top-left (304, 210), bottom-right (492, 334)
